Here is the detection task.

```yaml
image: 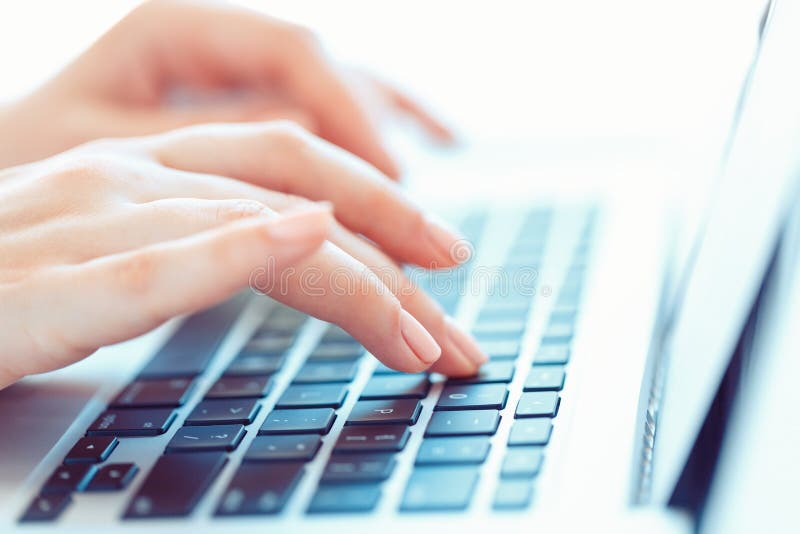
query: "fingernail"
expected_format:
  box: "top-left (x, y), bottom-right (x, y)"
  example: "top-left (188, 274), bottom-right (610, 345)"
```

top-left (425, 216), bottom-right (471, 265)
top-left (266, 204), bottom-right (332, 243)
top-left (399, 309), bottom-right (441, 364)
top-left (446, 317), bottom-right (488, 365)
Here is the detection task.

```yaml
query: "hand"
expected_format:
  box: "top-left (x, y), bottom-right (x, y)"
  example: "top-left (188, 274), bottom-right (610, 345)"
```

top-left (0, 0), bottom-right (452, 173)
top-left (0, 122), bottom-right (485, 389)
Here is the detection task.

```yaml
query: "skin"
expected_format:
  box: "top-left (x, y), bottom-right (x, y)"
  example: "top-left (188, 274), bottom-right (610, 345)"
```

top-left (0, 1), bottom-right (486, 389)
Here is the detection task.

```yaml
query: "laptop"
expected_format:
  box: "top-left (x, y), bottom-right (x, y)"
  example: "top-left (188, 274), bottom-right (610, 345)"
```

top-left (2, 0), bottom-right (796, 531)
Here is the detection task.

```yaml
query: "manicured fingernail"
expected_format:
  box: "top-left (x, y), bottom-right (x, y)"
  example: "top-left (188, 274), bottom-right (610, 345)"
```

top-left (266, 204), bottom-right (332, 243)
top-left (446, 317), bottom-right (488, 365)
top-left (399, 309), bottom-right (441, 364)
top-left (425, 216), bottom-right (471, 265)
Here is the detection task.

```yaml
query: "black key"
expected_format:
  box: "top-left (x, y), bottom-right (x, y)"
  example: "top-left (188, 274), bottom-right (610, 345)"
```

top-left (448, 361), bottom-right (515, 385)
top-left (166, 425), bottom-right (246, 453)
top-left (373, 363), bottom-right (425, 376)
top-left (293, 361), bottom-right (359, 383)
top-left (244, 435), bottom-right (322, 462)
top-left (346, 399), bottom-right (421, 426)
top-left (478, 340), bottom-right (521, 360)
top-left (215, 462), bottom-right (303, 516)
top-left (87, 409), bottom-right (175, 437)
top-left (205, 375), bottom-right (272, 399)
top-left (416, 437), bottom-right (490, 465)
top-left (334, 425), bottom-right (410, 453)
top-left (241, 334), bottom-right (295, 355)
top-left (259, 408), bottom-right (336, 435)
top-left (41, 464), bottom-right (94, 493)
top-left (138, 297), bottom-right (246, 378)
top-left (470, 320), bottom-right (526, 339)
top-left (308, 342), bottom-right (364, 361)
top-left (64, 436), bottom-right (118, 464)
top-left (224, 354), bottom-right (284, 376)
top-left (184, 398), bottom-right (260, 426)
top-left (501, 447), bottom-right (544, 478)
top-left (493, 480), bottom-right (534, 510)
top-left (515, 392), bottom-right (560, 418)
top-left (124, 452), bottom-right (227, 518)
top-left (425, 410), bottom-right (500, 436)
top-left (85, 463), bottom-right (138, 491)
top-left (308, 484), bottom-right (381, 514)
top-left (276, 383), bottom-right (348, 408)
top-left (435, 384), bottom-right (508, 411)
top-left (321, 453), bottom-right (396, 483)
top-left (508, 419), bottom-right (553, 446)
top-left (524, 366), bottom-right (565, 391)
top-left (400, 467), bottom-right (478, 511)
top-left (360, 374), bottom-right (430, 399)
top-left (534, 344), bottom-right (570, 365)
top-left (110, 378), bottom-right (194, 408)
top-left (19, 494), bottom-right (71, 522)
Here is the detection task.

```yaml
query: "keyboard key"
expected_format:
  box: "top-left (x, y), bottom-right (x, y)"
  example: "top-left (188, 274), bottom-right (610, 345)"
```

top-left (322, 325), bottom-right (355, 342)
top-left (471, 320), bottom-right (526, 339)
top-left (110, 378), bottom-right (194, 408)
top-left (524, 366), bottom-right (566, 391)
top-left (478, 340), bottom-right (521, 360)
top-left (542, 321), bottom-right (574, 342)
top-left (373, 363), bottom-right (426, 375)
top-left (346, 399), bottom-right (421, 426)
top-left (508, 419), bottom-right (553, 446)
top-left (534, 344), bottom-right (570, 365)
top-left (416, 437), bottom-right (490, 465)
top-left (224, 354), bottom-right (284, 376)
top-left (501, 447), bottom-right (544, 478)
top-left (307, 484), bottom-right (381, 513)
top-left (85, 463), bottom-right (138, 491)
top-left (478, 302), bottom-right (531, 320)
top-left (64, 436), bottom-right (118, 464)
top-left (87, 409), bottom-right (175, 437)
top-left (138, 297), bottom-right (246, 378)
top-left (19, 494), bottom-right (71, 522)
top-left (321, 453), bottom-right (396, 483)
top-left (41, 464), bottom-right (93, 493)
top-left (334, 425), bottom-right (410, 453)
top-left (276, 383), bottom-right (348, 409)
top-left (215, 462), bottom-right (303, 516)
top-left (259, 306), bottom-right (306, 334)
top-left (244, 435), bottom-right (322, 462)
top-left (259, 408), bottom-right (336, 435)
top-left (205, 375), bottom-right (272, 399)
top-left (308, 342), bottom-right (364, 361)
top-left (184, 398), bottom-right (261, 426)
top-left (515, 392), bottom-right (560, 418)
top-left (435, 384), bottom-right (508, 411)
top-left (294, 361), bottom-right (359, 383)
top-left (360, 374), bottom-right (430, 399)
top-left (447, 360), bottom-right (515, 385)
top-left (425, 410), bottom-right (501, 436)
top-left (400, 467), bottom-right (478, 511)
top-left (241, 334), bottom-right (295, 355)
top-left (165, 424), bottom-right (246, 453)
top-left (124, 452), bottom-right (227, 518)
top-left (493, 480), bottom-right (534, 510)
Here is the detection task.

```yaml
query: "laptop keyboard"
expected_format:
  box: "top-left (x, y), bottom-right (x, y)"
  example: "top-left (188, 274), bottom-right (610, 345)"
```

top-left (19, 206), bottom-right (596, 523)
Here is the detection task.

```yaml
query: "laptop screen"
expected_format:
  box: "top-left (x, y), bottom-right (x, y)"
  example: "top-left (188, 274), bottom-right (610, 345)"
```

top-left (651, 0), bottom-right (800, 503)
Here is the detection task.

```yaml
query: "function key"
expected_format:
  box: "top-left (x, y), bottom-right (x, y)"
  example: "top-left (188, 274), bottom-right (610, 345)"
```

top-left (320, 453), bottom-right (396, 483)
top-left (360, 374), bottom-right (430, 399)
top-left (215, 462), bottom-right (304, 516)
top-left (501, 447), bottom-right (544, 478)
top-left (415, 436), bottom-right (490, 465)
top-left (87, 408), bottom-right (175, 437)
top-left (334, 425), bottom-right (410, 453)
top-left (205, 375), bottom-right (272, 399)
top-left (41, 464), bottom-right (93, 494)
top-left (244, 435), bottom-right (322, 462)
top-left (19, 494), bottom-right (71, 523)
top-left (307, 484), bottom-right (381, 514)
top-left (259, 408), bottom-right (336, 435)
top-left (224, 354), bottom-right (284, 376)
top-left (346, 399), bottom-right (422, 426)
top-left (508, 418), bottom-right (553, 446)
top-left (425, 410), bottom-right (501, 437)
top-left (276, 383), bottom-right (348, 409)
top-left (110, 378), bottom-right (194, 408)
top-left (533, 344), bottom-right (570, 365)
top-left (493, 479), bottom-right (534, 510)
top-left (400, 466), bottom-right (478, 512)
top-left (524, 366), bottom-right (565, 391)
top-left (515, 392), bottom-right (560, 418)
top-left (435, 384), bottom-right (508, 411)
top-left (165, 425), bottom-right (246, 453)
top-left (184, 398), bottom-right (261, 426)
top-left (64, 436), bottom-right (118, 464)
top-left (293, 361), bottom-right (359, 383)
top-left (85, 463), bottom-right (138, 491)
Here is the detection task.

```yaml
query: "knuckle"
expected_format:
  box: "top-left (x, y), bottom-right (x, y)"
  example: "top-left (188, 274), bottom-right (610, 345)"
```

top-left (214, 199), bottom-right (269, 223)
top-left (116, 250), bottom-right (158, 295)
top-left (264, 122), bottom-right (315, 167)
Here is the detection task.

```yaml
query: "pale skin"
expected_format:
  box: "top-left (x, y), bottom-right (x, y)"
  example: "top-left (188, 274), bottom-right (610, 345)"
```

top-left (0, 1), bottom-right (487, 389)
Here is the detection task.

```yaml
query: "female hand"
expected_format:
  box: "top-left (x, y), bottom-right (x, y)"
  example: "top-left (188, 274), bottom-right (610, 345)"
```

top-left (0, 121), bottom-right (485, 389)
top-left (0, 0), bottom-right (452, 173)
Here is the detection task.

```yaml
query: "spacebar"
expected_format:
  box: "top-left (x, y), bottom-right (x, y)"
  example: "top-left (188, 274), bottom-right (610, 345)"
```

top-left (138, 295), bottom-right (248, 378)
top-left (123, 452), bottom-right (227, 518)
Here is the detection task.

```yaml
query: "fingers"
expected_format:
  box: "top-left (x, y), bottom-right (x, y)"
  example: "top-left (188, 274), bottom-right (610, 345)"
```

top-left (148, 122), bottom-right (467, 268)
top-left (4, 206), bottom-right (331, 374)
top-left (376, 80), bottom-right (456, 143)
